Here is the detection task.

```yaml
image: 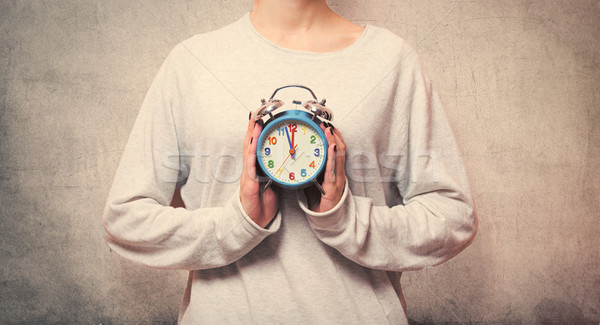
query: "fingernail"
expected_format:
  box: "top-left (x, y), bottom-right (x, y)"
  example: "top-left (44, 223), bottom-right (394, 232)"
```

top-left (333, 144), bottom-right (337, 152)
top-left (330, 127), bottom-right (334, 135)
top-left (330, 123), bottom-right (335, 131)
top-left (250, 137), bottom-right (253, 144)
top-left (249, 112), bottom-right (252, 120)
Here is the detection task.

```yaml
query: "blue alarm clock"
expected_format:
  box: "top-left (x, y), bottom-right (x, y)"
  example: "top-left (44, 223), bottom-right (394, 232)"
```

top-left (254, 85), bottom-right (334, 194)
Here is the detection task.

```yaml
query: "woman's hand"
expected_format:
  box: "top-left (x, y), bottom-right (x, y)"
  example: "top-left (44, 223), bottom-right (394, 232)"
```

top-left (240, 113), bottom-right (279, 228)
top-left (306, 122), bottom-right (347, 213)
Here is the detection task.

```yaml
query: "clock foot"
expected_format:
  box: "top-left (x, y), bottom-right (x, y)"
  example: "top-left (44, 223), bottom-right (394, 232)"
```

top-left (312, 179), bottom-right (326, 196)
top-left (260, 179), bottom-right (273, 194)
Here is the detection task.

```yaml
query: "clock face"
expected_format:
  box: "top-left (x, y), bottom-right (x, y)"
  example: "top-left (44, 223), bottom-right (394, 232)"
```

top-left (257, 112), bottom-right (327, 189)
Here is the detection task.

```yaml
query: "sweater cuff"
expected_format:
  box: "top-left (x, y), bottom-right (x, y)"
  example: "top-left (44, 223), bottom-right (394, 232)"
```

top-left (296, 180), bottom-right (350, 229)
top-left (235, 188), bottom-right (281, 235)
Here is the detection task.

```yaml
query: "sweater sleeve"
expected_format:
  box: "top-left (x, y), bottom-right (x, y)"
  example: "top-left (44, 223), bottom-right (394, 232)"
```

top-left (297, 55), bottom-right (477, 272)
top-left (102, 45), bottom-right (281, 270)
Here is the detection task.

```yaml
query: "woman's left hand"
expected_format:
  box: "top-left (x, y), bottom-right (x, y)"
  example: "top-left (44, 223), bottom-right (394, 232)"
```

top-left (307, 122), bottom-right (347, 212)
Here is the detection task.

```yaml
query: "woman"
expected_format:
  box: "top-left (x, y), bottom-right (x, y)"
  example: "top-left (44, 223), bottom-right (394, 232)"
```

top-left (103, 0), bottom-right (478, 323)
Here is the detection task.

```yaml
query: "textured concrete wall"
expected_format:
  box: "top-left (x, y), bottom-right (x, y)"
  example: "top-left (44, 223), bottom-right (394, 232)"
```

top-left (1, 0), bottom-right (598, 324)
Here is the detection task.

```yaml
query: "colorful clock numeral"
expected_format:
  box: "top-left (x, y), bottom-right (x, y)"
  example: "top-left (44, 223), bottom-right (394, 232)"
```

top-left (268, 136), bottom-right (277, 145)
top-left (301, 169), bottom-right (307, 177)
top-left (289, 172), bottom-right (295, 180)
top-left (268, 160), bottom-right (274, 168)
top-left (264, 148), bottom-right (270, 155)
top-left (288, 124), bottom-right (297, 133)
top-left (310, 135), bottom-right (316, 144)
top-left (314, 148), bottom-right (320, 157)
top-left (309, 161), bottom-right (315, 168)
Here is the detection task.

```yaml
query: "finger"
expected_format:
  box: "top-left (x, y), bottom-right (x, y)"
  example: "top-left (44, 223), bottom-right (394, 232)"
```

top-left (244, 112), bottom-right (256, 153)
top-left (246, 121), bottom-right (263, 183)
top-left (252, 119), bottom-right (263, 143)
top-left (320, 122), bottom-right (336, 149)
top-left (320, 122), bottom-right (337, 185)
top-left (246, 144), bottom-right (258, 182)
top-left (334, 136), bottom-right (346, 182)
top-left (326, 124), bottom-right (346, 182)
top-left (332, 125), bottom-right (346, 152)
top-left (241, 113), bottom-right (253, 186)
top-left (323, 143), bottom-right (337, 185)
top-left (261, 185), bottom-right (278, 215)
top-left (250, 119), bottom-right (266, 182)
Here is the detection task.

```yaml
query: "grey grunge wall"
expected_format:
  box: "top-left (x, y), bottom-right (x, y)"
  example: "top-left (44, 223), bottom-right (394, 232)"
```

top-left (1, 0), bottom-right (599, 324)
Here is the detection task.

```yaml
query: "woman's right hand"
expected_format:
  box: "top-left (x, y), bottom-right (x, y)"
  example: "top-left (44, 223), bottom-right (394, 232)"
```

top-left (240, 113), bottom-right (279, 228)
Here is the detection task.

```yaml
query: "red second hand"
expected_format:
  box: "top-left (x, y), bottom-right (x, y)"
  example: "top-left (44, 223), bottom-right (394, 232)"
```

top-left (289, 125), bottom-right (296, 158)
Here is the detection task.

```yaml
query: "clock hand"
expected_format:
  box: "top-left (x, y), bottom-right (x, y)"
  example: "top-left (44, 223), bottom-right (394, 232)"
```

top-left (284, 125), bottom-right (295, 159)
top-left (290, 125), bottom-right (296, 159)
top-left (276, 144), bottom-right (298, 177)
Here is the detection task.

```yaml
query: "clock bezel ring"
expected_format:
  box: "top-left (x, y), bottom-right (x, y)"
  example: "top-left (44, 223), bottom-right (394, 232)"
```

top-left (255, 109), bottom-right (329, 190)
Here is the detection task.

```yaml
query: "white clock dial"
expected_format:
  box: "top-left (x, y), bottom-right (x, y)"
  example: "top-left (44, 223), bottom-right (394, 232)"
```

top-left (258, 119), bottom-right (326, 186)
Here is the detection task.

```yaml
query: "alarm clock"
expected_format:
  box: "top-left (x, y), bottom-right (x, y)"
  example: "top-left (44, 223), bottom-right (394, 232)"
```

top-left (254, 85), bottom-right (334, 194)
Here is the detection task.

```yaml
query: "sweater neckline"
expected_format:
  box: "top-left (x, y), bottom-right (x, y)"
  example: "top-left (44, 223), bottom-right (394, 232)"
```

top-left (241, 12), bottom-right (371, 58)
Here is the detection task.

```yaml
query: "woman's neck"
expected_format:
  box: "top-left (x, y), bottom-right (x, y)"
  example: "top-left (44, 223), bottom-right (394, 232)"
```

top-left (250, 0), bottom-right (332, 33)
top-left (250, 0), bottom-right (365, 53)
